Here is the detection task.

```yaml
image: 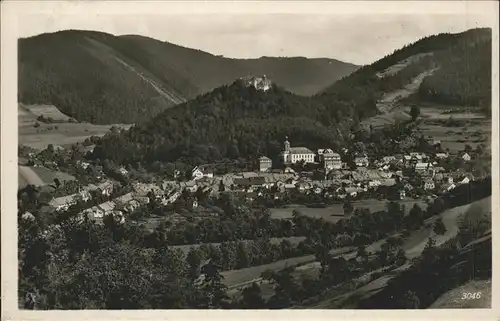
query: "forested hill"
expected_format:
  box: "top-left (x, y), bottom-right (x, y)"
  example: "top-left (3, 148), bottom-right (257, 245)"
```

top-left (18, 30), bottom-right (358, 124)
top-left (89, 28), bottom-right (492, 169)
top-left (316, 28), bottom-right (492, 117)
top-left (89, 81), bottom-right (351, 167)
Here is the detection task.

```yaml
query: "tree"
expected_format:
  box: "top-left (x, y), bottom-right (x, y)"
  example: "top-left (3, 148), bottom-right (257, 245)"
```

top-left (433, 218), bottom-right (446, 235)
top-left (218, 180), bottom-right (226, 192)
top-left (200, 260), bottom-right (229, 308)
top-left (53, 178), bottom-right (61, 189)
top-left (356, 245), bottom-right (368, 264)
top-left (186, 247), bottom-right (203, 280)
top-left (410, 106), bottom-right (421, 121)
top-left (240, 283), bottom-right (266, 309)
top-left (235, 241), bottom-right (250, 269)
top-left (343, 200), bottom-right (354, 216)
top-left (400, 290), bottom-right (421, 309)
top-left (405, 203), bottom-right (424, 230)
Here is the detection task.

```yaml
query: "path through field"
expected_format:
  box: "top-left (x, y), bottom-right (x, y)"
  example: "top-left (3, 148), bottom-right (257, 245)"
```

top-left (362, 68), bottom-right (437, 128)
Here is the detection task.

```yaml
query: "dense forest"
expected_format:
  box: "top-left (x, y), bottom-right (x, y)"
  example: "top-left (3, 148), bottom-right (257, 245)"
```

top-left (18, 30), bottom-right (358, 124)
top-left (418, 29), bottom-right (492, 110)
top-left (88, 81), bottom-right (350, 167)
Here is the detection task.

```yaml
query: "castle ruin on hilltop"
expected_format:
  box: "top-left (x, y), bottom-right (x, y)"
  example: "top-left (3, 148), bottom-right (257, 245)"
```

top-left (240, 74), bottom-right (273, 92)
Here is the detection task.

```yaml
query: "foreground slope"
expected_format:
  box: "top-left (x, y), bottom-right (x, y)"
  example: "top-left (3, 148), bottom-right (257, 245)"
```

top-left (18, 30), bottom-right (358, 124)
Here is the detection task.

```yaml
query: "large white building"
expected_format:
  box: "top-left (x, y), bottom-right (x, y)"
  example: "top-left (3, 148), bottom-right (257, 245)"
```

top-left (318, 148), bottom-right (342, 169)
top-left (280, 137), bottom-right (315, 164)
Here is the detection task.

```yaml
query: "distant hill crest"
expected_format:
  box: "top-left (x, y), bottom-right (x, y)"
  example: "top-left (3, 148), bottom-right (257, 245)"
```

top-left (18, 29), bottom-right (359, 124)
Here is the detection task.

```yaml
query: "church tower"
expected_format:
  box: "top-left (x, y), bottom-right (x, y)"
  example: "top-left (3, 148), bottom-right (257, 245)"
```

top-left (281, 136), bottom-right (291, 165)
top-left (284, 136), bottom-right (291, 152)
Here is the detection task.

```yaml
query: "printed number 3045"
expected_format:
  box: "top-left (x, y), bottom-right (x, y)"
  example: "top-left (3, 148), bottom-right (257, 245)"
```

top-left (462, 292), bottom-right (482, 300)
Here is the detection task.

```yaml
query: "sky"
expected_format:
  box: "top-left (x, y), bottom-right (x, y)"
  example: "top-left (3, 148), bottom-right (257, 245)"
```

top-left (15, 1), bottom-right (497, 65)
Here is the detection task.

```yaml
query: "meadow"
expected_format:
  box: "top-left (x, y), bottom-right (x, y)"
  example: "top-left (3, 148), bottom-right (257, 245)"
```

top-left (18, 104), bottom-right (132, 150)
top-left (269, 199), bottom-right (427, 222)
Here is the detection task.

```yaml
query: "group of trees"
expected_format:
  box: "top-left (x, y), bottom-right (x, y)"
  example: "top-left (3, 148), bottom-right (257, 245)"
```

top-left (18, 171), bottom-right (491, 309)
top-left (18, 214), bottom-right (236, 309)
top-left (358, 224), bottom-right (491, 309)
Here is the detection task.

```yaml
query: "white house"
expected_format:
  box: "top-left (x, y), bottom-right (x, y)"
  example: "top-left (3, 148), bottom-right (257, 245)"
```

top-left (458, 176), bottom-right (471, 185)
top-left (49, 195), bottom-right (77, 212)
top-left (441, 183), bottom-right (456, 193)
top-left (415, 162), bottom-right (433, 173)
top-left (435, 153), bottom-right (449, 159)
top-left (382, 156), bottom-right (396, 163)
top-left (423, 180), bottom-right (435, 190)
top-left (77, 160), bottom-right (90, 170)
top-left (191, 166), bottom-right (214, 180)
top-left (354, 154), bottom-right (369, 167)
top-left (97, 181), bottom-right (114, 196)
top-left (318, 149), bottom-right (342, 169)
top-left (118, 167), bottom-right (129, 176)
top-left (368, 180), bottom-right (382, 188)
top-left (83, 206), bottom-right (105, 222)
top-left (98, 201), bottom-right (116, 215)
top-left (258, 156), bottom-right (272, 172)
top-left (461, 153), bottom-right (471, 162)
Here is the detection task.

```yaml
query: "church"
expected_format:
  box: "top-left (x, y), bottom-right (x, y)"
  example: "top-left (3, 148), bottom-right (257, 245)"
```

top-left (279, 136), bottom-right (315, 164)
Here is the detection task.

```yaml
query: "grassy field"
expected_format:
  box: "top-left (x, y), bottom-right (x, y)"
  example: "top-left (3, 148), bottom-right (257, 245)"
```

top-left (269, 199), bottom-right (427, 222)
top-left (223, 246), bottom-right (353, 289)
top-left (418, 106), bottom-right (491, 154)
top-left (18, 165), bottom-right (75, 189)
top-left (222, 255), bottom-right (316, 287)
top-left (19, 104), bottom-right (132, 150)
top-left (429, 279), bottom-right (491, 309)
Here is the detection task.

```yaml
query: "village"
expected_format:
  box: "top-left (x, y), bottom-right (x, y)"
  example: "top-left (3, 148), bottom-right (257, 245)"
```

top-left (22, 134), bottom-right (481, 230)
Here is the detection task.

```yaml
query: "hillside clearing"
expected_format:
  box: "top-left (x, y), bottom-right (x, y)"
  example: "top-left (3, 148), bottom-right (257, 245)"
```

top-left (19, 104), bottom-right (132, 150)
top-left (269, 199), bottom-right (427, 222)
top-left (18, 165), bottom-right (76, 188)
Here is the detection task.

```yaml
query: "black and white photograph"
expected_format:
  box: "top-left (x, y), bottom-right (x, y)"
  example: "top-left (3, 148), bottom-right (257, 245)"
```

top-left (1, 0), bottom-right (499, 318)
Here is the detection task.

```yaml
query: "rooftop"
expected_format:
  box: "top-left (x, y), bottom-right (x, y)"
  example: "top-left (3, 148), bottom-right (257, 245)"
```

top-left (289, 147), bottom-right (314, 154)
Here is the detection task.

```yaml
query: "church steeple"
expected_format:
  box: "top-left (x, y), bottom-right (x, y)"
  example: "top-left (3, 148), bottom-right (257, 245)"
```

top-left (284, 136), bottom-right (290, 152)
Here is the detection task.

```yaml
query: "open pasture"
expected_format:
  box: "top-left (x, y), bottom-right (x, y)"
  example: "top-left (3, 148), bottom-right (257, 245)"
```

top-left (19, 104), bottom-right (132, 150)
top-left (269, 199), bottom-right (426, 222)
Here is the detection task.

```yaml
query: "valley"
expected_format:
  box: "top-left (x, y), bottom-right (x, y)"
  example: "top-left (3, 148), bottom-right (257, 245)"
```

top-left (16, 26), bottom-right (493, 311)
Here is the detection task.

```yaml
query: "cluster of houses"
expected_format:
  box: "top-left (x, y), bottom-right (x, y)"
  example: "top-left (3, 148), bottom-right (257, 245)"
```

top-left (259, 137), bottom-right (473, 173)
top-left (39, 137), bottom-right (476, 225)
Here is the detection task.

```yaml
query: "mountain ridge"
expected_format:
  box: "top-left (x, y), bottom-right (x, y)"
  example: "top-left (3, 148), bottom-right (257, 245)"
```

top-left (18, 29), bottom-right (359, 124)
